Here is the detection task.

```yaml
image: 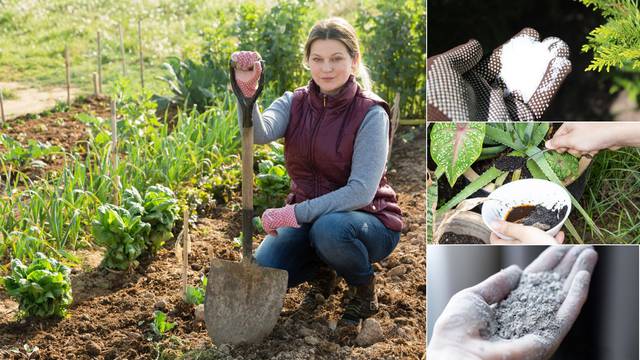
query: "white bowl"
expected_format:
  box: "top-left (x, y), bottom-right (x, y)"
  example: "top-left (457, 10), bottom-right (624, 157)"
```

top-left (481, 179), bottom-right (572, 240)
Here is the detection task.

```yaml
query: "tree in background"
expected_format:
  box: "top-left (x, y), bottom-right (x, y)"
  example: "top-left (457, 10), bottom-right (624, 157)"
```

top-left (357, 0), bottom-right (426, 119)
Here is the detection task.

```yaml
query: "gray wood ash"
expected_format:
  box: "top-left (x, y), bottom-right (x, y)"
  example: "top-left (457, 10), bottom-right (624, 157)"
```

top-left (488, 272), bottom-right (563, 340)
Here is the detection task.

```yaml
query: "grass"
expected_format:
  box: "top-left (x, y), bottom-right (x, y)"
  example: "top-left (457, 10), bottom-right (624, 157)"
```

top-left (0, 88), bottom-right (18, 100)
top-left (0, 0), bottom-right (360, 97)
top-left (576, 147), bottom-right (640, 243)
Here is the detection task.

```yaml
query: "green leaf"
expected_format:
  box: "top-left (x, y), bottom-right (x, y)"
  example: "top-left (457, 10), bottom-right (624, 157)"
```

top-left (436, 167), bottom-right (504, 216)
top-left (527, 147), bottom-right (603, 240)
top-left (430, 123), bottom-right (486, 187)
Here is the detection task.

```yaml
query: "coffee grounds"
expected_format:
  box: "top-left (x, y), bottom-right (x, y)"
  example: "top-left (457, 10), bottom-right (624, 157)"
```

top-left (494, 156), bottom-right (527, 171)
top-left (439, 232), bottom-right (485, 244)
top-left (521, 204), bottom-right (568, 230)
top-left (489, 272), bottom-right (563, 340)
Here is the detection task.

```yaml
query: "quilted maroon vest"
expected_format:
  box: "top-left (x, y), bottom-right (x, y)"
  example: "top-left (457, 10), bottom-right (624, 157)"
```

top-left (284, 75), bottom-right (403, 232)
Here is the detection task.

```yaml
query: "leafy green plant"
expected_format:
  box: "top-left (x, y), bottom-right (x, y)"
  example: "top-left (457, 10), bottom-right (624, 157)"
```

top-left (430, 123), bottom-right (600, 241)
top-left (0, 135), bottom-right (62, 169)
top-left (185, 275), bottom-right (207, 305)
top-left (254, 143), bottom-right (290, 213)
top-left (357, 0), bottom-right (426, 118)
top-left (1, 252), bottom-right (72, 318)
top-left (152, 56), bottom-right (223, 113)
top-left (91, 204), bottom-right (150, 270)
top-left (151, 310), bottom-right (176, 336)
top-left (140, 185), bottom-right (180, 254)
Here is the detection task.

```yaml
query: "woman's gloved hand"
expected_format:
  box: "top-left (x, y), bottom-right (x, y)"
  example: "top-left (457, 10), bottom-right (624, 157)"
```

top-left (428, 28), bottom-right (571, 121)
top-left (231, 51), bottom-right (262, 98)
top-left (261, 204), bottom-right (300, 236)
top-left (428, 246), bottom-right (597, 360)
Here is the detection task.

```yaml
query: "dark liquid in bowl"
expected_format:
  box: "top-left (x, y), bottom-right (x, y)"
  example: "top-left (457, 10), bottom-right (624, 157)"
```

top-left (505, 204), bottom-right (536, 223)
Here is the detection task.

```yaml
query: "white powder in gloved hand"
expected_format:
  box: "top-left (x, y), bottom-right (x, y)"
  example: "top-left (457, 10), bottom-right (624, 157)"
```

top-left (499, 35), bottom-right (554, 103)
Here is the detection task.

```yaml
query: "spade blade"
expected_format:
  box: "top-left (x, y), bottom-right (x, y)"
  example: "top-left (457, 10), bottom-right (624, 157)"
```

top-left (204, 258), bottom-right (288, 345)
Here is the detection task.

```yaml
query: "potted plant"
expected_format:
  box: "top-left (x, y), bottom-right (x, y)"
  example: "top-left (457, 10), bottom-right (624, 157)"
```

top-left (428, 122), bottom-right (601, 242)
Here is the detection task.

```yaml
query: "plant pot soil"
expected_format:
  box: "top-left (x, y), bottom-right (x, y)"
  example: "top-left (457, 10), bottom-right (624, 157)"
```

top-left (494, 155), bottom-right (528, 172)
top-left (439, 232), bottom-right (486, 244)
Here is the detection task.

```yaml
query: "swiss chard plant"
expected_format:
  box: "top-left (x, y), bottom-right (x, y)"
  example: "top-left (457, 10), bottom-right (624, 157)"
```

top-left (140, 185), bottom-right (180, 254)
top-left (430, 122), bottom-right (601, 241)
top-left (1, 252), bottom-right (73, 318)
top-left (91, 204), bottom-right (150, 270)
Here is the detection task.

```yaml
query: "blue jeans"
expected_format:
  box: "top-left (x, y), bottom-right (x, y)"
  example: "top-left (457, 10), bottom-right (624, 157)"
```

top-left (255, 211), bottom-right (400, 287)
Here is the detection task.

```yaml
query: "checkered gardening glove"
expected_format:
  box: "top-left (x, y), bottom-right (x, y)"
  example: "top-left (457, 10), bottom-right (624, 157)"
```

top-left (231, 51), bottom-right (262, 98)
top-left (428, 28), bottom-right (571, 121)
top-left (261, 204), bottom-right (300, 236)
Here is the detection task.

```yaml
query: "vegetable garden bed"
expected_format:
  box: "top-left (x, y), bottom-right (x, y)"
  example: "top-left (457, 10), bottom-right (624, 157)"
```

top-left (0, 99), bottom-right (426, 359)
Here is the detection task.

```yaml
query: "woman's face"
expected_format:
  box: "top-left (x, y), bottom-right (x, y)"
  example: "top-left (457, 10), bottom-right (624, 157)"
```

top-left (307, 39), bottom-right (357, 96)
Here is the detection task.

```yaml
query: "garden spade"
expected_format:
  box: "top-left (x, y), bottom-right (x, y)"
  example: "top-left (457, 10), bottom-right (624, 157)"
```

top-left (204, 59), bottom-right (288, 345)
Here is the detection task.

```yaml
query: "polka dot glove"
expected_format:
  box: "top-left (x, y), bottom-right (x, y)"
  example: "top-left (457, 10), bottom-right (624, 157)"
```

top-left (261, 204), bottom-right (300, 236)
top-left (428, 28), bottom-right (571, 121)
top-left (231, 51), bottom-right (262, 98)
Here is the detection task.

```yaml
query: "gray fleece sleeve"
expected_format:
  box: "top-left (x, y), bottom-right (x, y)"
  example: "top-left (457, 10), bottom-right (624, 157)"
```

top-left (236, 92), bottom-right (293, 144)
top-left (293, 105), bottom-right (390, 224)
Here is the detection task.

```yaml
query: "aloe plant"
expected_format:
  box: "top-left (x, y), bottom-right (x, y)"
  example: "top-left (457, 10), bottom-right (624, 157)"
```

top-left (430, 123), bottom-right (602, 241)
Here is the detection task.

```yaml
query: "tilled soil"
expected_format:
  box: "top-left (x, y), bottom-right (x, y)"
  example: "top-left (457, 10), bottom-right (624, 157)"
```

top-left (0, 96), bottom-right (111, 179)
top-left (0, 105), bottom-right (426, 360)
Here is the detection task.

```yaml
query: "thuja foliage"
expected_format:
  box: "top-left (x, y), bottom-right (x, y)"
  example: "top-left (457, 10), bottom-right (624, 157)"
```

top-left (580, 0), bottom-right (640, 72)
top-left (580, 0), bottom-right (640, 100)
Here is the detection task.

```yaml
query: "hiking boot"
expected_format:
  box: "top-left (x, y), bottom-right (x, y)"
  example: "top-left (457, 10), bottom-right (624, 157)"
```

top-left (299, 267), bottom-right (338, 312)
top-left (340, 275), bottom-right (378, 325)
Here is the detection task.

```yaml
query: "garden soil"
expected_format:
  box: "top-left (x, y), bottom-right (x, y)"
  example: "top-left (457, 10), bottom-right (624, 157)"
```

top-left (0, 95), bottom-right (111, 179)
top-left (0, 102), bottom-right (426, 360)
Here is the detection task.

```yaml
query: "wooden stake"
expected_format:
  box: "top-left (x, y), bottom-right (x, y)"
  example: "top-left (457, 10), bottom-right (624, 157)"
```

top-left (137, 19), bottom-right (144, 91)
top-left (64, 45), bottom-right (71, 106)
top-left (97, 31), bottom-right (102, 94)
top-left (388, 92), bottom-right (401, 162)
top-left (181, 208), bottom-right (190, 300)
top-left (92, 73), bottom-right (99, 97)
top-left (119, 23), bottom-right (127, 76)
top-left (110, 100), bottom-right (119, 205)
top-left (0, 88), bottom-right (5, 126)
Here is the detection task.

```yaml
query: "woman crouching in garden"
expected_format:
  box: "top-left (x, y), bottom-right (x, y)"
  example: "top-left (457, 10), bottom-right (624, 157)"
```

top-left (231, 17), bottom-right (402, 325)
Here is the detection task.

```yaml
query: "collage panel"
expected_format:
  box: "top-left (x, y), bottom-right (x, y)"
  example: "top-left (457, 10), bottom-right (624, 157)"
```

top-left (427, 0), bottom-right (640, 121)
top-left (427, 122), bottom-right (640, 244)
top-left (0, 0), bottom-right (427, 359)
top-left (427, 245), bottom-right (639, 359)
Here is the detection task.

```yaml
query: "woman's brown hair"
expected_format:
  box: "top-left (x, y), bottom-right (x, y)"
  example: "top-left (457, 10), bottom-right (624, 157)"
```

top-left (303, 17), bottom-right (372, 90)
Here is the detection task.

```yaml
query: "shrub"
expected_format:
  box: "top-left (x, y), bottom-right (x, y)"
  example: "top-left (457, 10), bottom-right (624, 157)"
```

top-left (357, 0), bottom-right (426, 118)
top-left (580, 0), bottom-right (640, 102)
top-left (235, 0), bottom-right (318, 95)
